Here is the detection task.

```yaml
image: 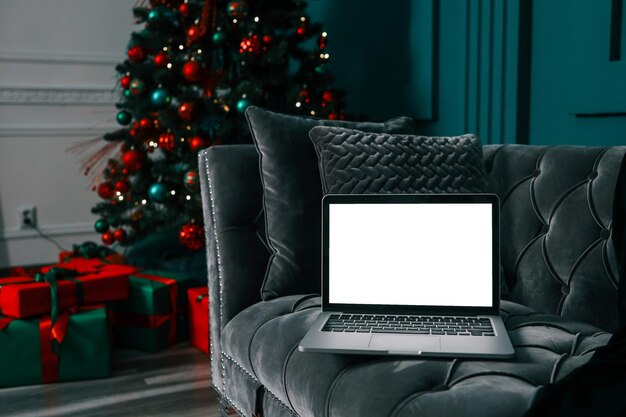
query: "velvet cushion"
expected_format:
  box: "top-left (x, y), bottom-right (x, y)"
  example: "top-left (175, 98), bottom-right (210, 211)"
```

top-left (309, 126), bottom-right (487, 194)
top-left (221, 295), bottom-right (612, 417)
top-left (246, 106), bottom-right (417, 301)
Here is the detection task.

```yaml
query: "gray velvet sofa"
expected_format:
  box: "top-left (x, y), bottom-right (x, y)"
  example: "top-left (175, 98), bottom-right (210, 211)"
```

top-left (199, 143), bottom-right (626, 417)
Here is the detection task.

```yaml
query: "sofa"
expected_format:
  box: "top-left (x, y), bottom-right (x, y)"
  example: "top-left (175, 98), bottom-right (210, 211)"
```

top-left (199, 142), bottom-right (626, 417)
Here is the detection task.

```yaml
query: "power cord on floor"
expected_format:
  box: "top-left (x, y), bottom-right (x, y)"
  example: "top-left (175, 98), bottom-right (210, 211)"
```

top-left (23, 222), bottom-right (68, 253)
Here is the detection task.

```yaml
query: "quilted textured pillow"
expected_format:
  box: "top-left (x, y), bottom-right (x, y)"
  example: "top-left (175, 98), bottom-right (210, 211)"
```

top-left (246, 106), bottom-right (417, 301)
top-left (309, 126), bottom-right (487, 194)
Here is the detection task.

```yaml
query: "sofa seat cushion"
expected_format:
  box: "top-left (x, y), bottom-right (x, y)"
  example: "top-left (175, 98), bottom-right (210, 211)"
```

top-left (221, 296), bottom-right (612, 417)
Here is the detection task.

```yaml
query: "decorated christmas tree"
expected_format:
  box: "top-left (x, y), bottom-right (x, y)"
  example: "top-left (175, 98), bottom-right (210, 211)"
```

top-left (89, 0), bottom-right (346, 251)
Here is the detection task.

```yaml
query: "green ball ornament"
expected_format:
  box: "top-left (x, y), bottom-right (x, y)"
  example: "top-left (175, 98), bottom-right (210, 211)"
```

top-left (130, 79), bottom-right (146, 96)
top-left (123, 90), bottom-right (132, 98)
top-left (116, 110), bottom-right (132, 125)
top-left (315, 65), bottom-right (327, 75)
top-left (94, 219), bottom-right (109, 233)
top-left (150, 88), bottom-right (171, 108)
top-left (212, 31), bottom-right (225, 45)
top-left (147, 8), bottom-right (161, 22)
top-left (148, 182), bottom-right (168, 202)
top-left (236, 98), bottom-right (250, 113)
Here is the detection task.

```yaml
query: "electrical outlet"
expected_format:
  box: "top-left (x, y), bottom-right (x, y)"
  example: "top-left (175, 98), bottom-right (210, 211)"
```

top-left (18, 206), bottom-right (37, 229)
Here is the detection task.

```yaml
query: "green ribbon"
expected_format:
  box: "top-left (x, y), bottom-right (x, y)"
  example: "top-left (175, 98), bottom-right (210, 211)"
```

top-left (34, 268), bottom-right (79, 326)
top-left (68, 241), bottom-right (113, 261)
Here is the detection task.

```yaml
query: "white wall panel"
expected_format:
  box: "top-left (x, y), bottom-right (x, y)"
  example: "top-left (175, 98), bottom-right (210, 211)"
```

top-left (0, 0), bottom-right (137, 266)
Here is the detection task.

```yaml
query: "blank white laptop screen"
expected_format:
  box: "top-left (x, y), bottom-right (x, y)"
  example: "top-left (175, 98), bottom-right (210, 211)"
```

top-left (328, 203), bottom-right (493, 307)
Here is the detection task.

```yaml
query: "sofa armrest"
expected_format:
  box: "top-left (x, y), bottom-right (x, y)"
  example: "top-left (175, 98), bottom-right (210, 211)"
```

top-left (199, 145), bottom-right (269, 392)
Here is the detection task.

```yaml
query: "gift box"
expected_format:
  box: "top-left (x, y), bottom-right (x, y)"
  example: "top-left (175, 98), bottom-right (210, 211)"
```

top-left (1, 263), bottom-right (136, 319)
top-left (187, 287), bottom-right (209, 355)
top-left (109, 269), bottom-right (205, 353)
top-left (0, 274), bottom-right (77, 318)
top-left (58, 241), bottom-right (125, 264)
top-left (0, 306), bottom-right (110, 388)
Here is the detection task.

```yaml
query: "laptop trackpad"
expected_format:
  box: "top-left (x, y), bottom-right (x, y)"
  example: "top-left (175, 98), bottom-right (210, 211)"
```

top-left (369, 334), bottom-right (440, 352)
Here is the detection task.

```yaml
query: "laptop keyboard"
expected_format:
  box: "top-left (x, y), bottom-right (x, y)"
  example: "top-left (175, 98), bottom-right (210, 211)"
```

top-left (321, 314), bottom-right (495, 336)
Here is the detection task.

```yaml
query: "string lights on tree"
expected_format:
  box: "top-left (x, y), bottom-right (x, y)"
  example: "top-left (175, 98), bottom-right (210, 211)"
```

top-left (88, 0), bottom-right (347, 250)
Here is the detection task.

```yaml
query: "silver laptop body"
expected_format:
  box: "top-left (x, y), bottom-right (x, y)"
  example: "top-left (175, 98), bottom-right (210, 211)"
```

top-left (299, 193), bottom-right (515, 358)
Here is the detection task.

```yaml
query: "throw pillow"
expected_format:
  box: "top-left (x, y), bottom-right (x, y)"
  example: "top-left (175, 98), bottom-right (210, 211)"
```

top-left (309, 126), bottom-right (487, 194)
top-left (246, 106), bottom-right (417, 300)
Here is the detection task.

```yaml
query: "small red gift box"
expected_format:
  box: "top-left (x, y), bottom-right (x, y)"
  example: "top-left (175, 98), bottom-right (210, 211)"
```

top-left (0, 276), bottom-right (77, 318)
top-left (0, 263), bottom-right (136, 319)
top-left (187, 287), bottom-right (209, 355)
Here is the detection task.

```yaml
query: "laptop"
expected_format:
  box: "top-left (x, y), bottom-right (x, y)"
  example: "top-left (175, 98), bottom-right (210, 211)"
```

top-left (299, 193), bottom-right (515, 358)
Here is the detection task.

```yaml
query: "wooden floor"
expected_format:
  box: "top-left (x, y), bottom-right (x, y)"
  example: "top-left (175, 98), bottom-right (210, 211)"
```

top-left (0, 343), bottom-right (222, 417)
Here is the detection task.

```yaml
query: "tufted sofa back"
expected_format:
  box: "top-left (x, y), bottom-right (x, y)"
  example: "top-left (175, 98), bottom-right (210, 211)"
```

top-left (483, 145), bottom-right (626, 332)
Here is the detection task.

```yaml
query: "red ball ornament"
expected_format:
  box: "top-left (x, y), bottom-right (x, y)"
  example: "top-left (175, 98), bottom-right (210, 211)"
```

top-left (114, 179), bottom-right (130, 193)
top-left (97, 182), bottom-right (115, 199)
top-left (154, 52), bottom-right (169, 67)
top-left (262, 35), bottom-right (272, 44)
top-left (182, 60), bottom-right (202, 82)
top-left (179, 3), bottom-right (189, 16)
top-left (139, 118), bottom-right (154, 129)
top-left (322, 90), bottom-right (334, 103)
top-left (187, 25), bottom-right (202, 43)
top-left (158, 132), bottom-right (175, 152)
top-left (121, 149), bottom-right (144, 173)
top-left (127, 45), bottom-right (146, 62)
top-left (113, 228), bottom-right (127, 242)
top-left (188, 136), bottom-right (209, 152)
top-left (120, 75), bottom-right (132, 89)
top-left (101, 231), bottom-right (115, 246)
top-left (296, 26), bottom-right (306, 36)
top-left (328, 112), bottom-right (338, 120)
top-left (179, 222), bottom-right (204, 250)
top-left (178, 102), bottom-right (196, 121)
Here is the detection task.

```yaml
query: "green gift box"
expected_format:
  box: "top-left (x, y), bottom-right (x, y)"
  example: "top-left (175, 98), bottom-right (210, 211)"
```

top-left (0, 306), bottom-right (110, 388)
top-left (109, 269), bottom-right (204, 353)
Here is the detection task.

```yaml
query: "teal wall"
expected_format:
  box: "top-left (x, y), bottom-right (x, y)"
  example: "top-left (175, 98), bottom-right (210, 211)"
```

top-left (308, 0), bottom-right (626, 146)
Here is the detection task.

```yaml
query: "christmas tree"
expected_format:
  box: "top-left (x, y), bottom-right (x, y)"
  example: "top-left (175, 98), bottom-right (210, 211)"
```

top-left (90, 0), bottom-right (346, 251)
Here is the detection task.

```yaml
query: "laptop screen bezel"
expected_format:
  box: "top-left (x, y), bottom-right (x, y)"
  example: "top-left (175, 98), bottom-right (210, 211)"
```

top-left (321, 193), bottom-right (501, 315)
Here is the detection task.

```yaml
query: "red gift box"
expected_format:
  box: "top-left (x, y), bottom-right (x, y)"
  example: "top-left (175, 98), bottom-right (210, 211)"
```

top-left (0, 276), bottom-right (78, 318)
top-left (40, 261), bottom-right (137, 306)
top-left (0, 263), bottom-right (137, 319)
top-left (187, 287), bottom-right (209, 354)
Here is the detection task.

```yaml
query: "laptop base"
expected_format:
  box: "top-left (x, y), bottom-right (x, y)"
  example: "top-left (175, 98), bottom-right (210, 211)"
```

top-left (299, 312), bottom-right (515, 359)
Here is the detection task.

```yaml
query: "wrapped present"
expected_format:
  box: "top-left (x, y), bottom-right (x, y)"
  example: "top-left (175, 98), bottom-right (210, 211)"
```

top-left (187, 287), bottom-right (209, 355)
top-left (0, 305), bottom-right (110, 388)
top-left (58, 241), bottom-right (125, 264)
top-left (0, 269), bottom-right (80, 319)
top-left (109, 269), bottom-right (204, 353)
top-left (1, 264), bottom-right (135, 319)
